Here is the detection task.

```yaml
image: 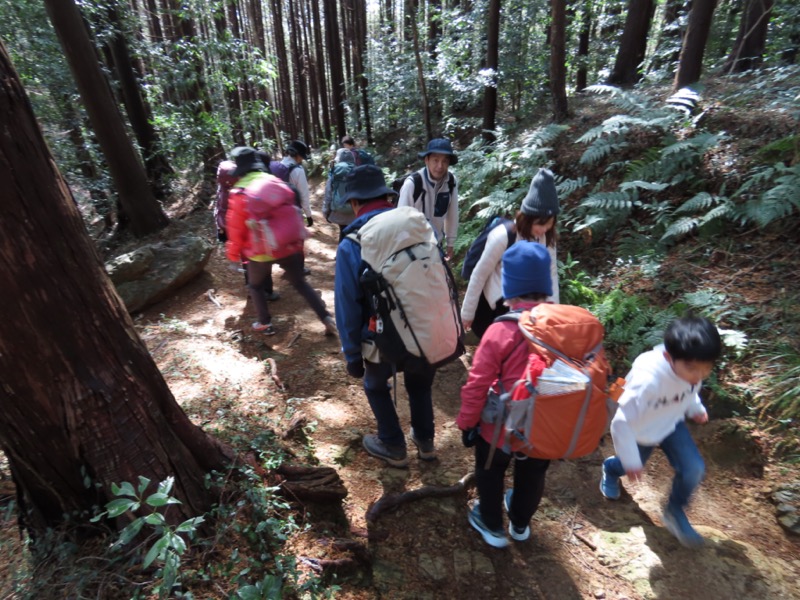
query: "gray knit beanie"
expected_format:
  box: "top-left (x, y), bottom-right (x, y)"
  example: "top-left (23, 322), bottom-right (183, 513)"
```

top-left (521, 168), bottom-right (559, 217)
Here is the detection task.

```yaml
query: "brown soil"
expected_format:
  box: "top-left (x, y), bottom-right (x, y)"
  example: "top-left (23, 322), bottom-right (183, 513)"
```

top-left (128, 179), bottom-right (800, 599)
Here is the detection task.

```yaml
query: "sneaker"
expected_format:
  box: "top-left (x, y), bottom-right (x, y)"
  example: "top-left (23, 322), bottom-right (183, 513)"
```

top-left (252, 322), bottom-right (276, 335)
top-left (662, 504), bottom-right (704, 548)
top-left (599, 462), bottom-right (621, 500)
top-left (265, 291), bottom-right (281, 301)
top-left (409, 430), bottom-right (436, 461)
top-left (503, 489), bottom-right (531, 541)
top-left (323, 316), bottom-right (338, 337)
top-left (362, 434), bottom-right (409, 468)
top-left (468, 504), bottom-right (510, 548)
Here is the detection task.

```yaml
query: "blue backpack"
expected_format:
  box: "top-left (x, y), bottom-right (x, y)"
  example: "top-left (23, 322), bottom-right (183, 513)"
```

top-left (460, 216), bottom-right (516, 281)
top-left (330, 161), bottom-right (356, 214)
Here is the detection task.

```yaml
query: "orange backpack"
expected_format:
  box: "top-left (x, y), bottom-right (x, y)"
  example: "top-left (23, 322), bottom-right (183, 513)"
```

top-left (482, 304), bottom-right (617, 463)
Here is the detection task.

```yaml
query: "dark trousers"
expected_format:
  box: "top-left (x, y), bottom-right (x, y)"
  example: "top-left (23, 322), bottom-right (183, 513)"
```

top-left (472, 294), bottom-right (509, 339)
top-left (247, 253), bottom-right (328, 325)
top-left (474, 436), bottom-right (550, 531)
top-left (363, 361), bottom-right (436, 447)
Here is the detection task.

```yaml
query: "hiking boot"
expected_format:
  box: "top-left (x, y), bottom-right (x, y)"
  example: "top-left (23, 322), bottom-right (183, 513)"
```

top-left (362, 434), bottom-right (408, 468)
top-left (410, 430), bottom-right (436, 461)
top-left (265, 291), bottom-right (281, 301)
top-left (503, 489), bottom-right (531, 541)
top-left (599, 461), bottom-right (621, 500)
top-left (323, 316), bottom-right (338, 337)
top-left (468, 503), bottom-right (509, 549)
top-left (662, 504), bottom-right (704, 548)
top-left (252, 322), bottom-right (276, 335)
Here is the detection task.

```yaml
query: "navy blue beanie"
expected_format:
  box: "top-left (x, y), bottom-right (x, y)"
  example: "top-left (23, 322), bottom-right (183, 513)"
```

top-left (502, 241), bottom-right (552, 299)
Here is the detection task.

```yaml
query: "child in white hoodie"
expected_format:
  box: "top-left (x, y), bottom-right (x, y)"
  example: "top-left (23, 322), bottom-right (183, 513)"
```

top-left (600, 315), bottom-right (722, 547)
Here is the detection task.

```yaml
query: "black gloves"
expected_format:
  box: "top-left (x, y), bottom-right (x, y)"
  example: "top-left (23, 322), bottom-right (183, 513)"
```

top-left (461, 428), bottom-right (479, 448)
top-left (346, 360), bottom-right (365, 379)
top-left (306, 216), bottom-right (314, 227)
top-left (217, 229), bottom-right (227, 243)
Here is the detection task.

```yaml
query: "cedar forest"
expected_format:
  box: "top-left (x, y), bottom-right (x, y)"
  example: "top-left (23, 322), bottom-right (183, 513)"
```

top-left (0, 0), bottom-right (799, 598)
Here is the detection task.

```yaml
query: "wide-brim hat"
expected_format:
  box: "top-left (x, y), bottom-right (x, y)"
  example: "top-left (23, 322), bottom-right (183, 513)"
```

top-left (231, 146), bottom-right (267, 177)
top-left (342, 165), bottom-right (398, 203)
top-left (287, 140), bottom-right (310, 160)
top-left (418, 137), bottom-right (458, 165)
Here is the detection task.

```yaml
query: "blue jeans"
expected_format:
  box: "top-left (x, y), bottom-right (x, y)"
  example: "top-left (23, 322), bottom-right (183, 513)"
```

top-left (604, 420), bottom-right (704, 510)
top-left (363, 361), bottom-right (436, 447)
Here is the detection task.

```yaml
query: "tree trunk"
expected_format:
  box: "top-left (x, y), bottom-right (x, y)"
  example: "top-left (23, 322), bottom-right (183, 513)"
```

top-left (354, 0), bottom-right (373, 143)
top-left (674, 0), bottom-right (718, 90)
top-left (0, 39), bottom-right (233, 538)
top-left (575, 2), bottom-right (591, 92)
top-left (482, 0), bottom-right (501, 145)
top-left (324, 0), bottom-right (347, 138)
top-left (721, 0), bottom-right (774, 73)
top-left (289, 0), bottom-right (312, 142)
top-left (550, 0), bottom-right (569, 121)
top-left (43, 0), bottom-right (168, 237)
top-left (409, 1), bottom-right (433, 140)
top-left (311, 0), bottom-right (332, 141)
top-left (272, 0), bottom-right (298, 140)
top-left (607, 0), bottom-right (656, 86)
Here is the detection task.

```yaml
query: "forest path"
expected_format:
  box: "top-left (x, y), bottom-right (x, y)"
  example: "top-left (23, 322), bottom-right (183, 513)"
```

top-left (139, 182), bottom-right (800, 599)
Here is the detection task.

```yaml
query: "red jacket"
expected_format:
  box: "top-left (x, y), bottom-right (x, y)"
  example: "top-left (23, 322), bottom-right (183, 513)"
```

top-left (457, 302), bottom-right (546, 445)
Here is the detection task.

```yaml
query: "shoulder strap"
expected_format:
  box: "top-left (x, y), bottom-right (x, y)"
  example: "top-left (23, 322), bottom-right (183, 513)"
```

top-left (411, 172), bottom-right (424, 203)
top-left (447, 172), bottom-right (455, 196)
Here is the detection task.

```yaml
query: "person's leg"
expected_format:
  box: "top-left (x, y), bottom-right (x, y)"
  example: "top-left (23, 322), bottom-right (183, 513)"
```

top-left (660, 421), bottom-right (705, 511)
top-left (509, 456), bottom-right (550, 527)
top-left (471, 295), bottom-right (508, 339)
top-left (363, 361), bottom-right (405, 448)
top-left (474, 436), bottom-right (512, 531)
top-left (403, 366), bottom-right (436, 443)
top-left (278, 253), bottom-right (329, 321)
top-left (246, 261), bottom-right (272, 325)
top-left (601, 444), bottom-right (655, 499)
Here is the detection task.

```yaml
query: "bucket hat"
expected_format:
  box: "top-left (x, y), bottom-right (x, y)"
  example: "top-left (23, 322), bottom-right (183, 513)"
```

top-left (231, 146), bottom-right (267, 177)
top-left (418, 138), bottom-right (458, 165)
top-left (342, 165), bottom-right (397, 203)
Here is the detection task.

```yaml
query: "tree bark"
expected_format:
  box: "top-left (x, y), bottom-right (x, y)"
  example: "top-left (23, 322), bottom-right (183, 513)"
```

top-left (550, 0), bottom-right (569, 122)
top-left (0, 39), bottom-right (234, 538)
top-left (674, 0), bottom-right (718, 90)
top-left (324, 0), bottom-right (347, 138)
top-left (43, 0), bottom-right (168, 237)
top-left (481, 0), bottom-right (501, 145)
top-left (409, 2), bottom-right (433, 140)
top-left (721, 0), bottom-right (774, 73)
top-left (575, 2), bottom-right (591, 92)
top-left (310, 0), bottom-right (332, 141)
top-left (607, 0), bottom-right (656, 86)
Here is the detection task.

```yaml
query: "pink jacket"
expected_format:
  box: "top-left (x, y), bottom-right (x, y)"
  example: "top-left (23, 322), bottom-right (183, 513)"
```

top-left (457, 302), bottom-right (546, 445)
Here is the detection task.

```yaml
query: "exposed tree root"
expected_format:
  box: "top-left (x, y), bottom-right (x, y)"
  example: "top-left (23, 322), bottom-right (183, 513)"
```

top-left (366, 472), bottom-right (475, 523)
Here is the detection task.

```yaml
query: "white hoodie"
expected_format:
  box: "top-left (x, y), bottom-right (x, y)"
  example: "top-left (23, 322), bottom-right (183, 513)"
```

top-left (610, 344), bottom-right (708, 472)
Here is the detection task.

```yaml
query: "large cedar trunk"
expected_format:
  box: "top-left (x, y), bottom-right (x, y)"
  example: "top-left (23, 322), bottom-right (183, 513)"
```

top-left (324, 0), bottom-right (347, 137)
top-left (607, 0), bottom-right (656, 86)
top-left (43, 0), bottom-right (169, 238)
top-left (0, 40), bottom-right (233, 537)
top-left (482, 0), bottom-right (501, 145)
top-left (673, 0), bottom-right (718, 90)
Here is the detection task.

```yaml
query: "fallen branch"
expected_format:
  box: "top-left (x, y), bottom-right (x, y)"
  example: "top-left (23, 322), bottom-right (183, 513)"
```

top-left (266, 357), bottom-right (285, 391)
top-left (365, 472), bottom-right (475, 523)
top-left (572, 530), bottom-right (597, 551)
top-left (287, 332), bottom-right (301, 348)
top-left (206, 288), bottom-right (222, 308)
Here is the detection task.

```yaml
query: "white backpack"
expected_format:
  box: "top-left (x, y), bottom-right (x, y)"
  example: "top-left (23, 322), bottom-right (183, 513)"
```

top-left (349, 206), bottom-right (464, 371)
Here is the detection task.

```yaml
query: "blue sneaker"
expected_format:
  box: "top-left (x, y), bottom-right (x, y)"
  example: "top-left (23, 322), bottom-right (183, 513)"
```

top-left (662, 504), bottom-right (704, 548)
top-left (468, 504), bottom-right (509, 548)
top-left (599, 462), bottom-right (621, 500)
top-left (503, 489), bottom-right (530, 541)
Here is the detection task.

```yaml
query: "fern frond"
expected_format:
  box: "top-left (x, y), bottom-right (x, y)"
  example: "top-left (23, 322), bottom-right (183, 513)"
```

top-left (660, 217), bottom-right (698, 241)
top-left (619, 180), bottom-right (670, 192)
top-left (580, 139), bottom-right (629, 166)
top-left (674, 192), bottom-right (716, 214)
top-left (581, 191), bottom-right (634, 211)
top-left (557, 177), bottom-right (588, 196)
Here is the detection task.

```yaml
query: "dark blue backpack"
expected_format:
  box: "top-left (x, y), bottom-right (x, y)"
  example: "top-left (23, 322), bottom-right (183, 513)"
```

top-left (460, 216), bottom-right (516, 281)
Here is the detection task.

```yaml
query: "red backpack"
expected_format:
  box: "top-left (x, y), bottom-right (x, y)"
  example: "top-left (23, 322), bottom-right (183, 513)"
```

top-left (232, 173), bottom-right (307, 260)
top-left (482, 304), bottom-right (617, 463)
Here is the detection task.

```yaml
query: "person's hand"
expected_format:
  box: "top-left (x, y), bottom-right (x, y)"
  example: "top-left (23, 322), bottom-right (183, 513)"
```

top-left (461, 428), bottom-right (479, 447)
top-left (463, 319), bottom-right (472, 332)
top-left (306, 216), bottom-right (314, 227)
top-left (217, 229), bottom-right (227, 243)
top-left (691, 412), bottom-right (709, 424)
top-left (346, 359), bottom-right (365, 378)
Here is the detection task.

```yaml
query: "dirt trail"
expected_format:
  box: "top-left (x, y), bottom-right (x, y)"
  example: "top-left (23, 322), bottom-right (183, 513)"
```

top-left (139, 187), bottom-right (800, 599)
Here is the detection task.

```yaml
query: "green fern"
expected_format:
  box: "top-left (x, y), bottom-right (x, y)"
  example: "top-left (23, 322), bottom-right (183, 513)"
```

top-left (733, 163), bottom-right (800, 228)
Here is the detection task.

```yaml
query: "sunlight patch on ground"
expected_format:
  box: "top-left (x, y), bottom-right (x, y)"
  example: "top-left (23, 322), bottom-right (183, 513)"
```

top-left (310, 401), bottom-right (354, 427)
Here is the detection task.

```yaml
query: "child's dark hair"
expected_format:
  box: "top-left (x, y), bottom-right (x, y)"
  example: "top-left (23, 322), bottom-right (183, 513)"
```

top-left (664, 315), bottom-right (722, 362)
top-left (341, 135), bottom-right (355, 146)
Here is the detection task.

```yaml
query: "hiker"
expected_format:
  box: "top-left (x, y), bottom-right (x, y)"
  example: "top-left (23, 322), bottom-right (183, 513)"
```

top-left (322, 148), bottom-right (357, 241)
top-left (341, 134), bottom-right (375, 166)
top-left (335, 165), bottom-right (446, 468)
top-left (275, 140), bottom-right (314, 229)
top-left (600, 314), bottom-right (722, 547)
top-left (214, 156), bottom-right (237, 243)
top-left (225, 146), bottom-right (337, 337)
top-left (397, 138), bottom-right (459, 260)
top-left (457, 241), bottom-right (554, 548)
top-left (461, 168), bottom-right (560, 339)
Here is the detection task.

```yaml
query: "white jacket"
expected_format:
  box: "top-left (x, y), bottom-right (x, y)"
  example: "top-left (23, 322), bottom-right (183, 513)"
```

top-left (460, 224), bottom-right (559, 322)
top-left (610, 344), bottom-right (708, 472)
top-left (397, 167), bottom-right (459, 246)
